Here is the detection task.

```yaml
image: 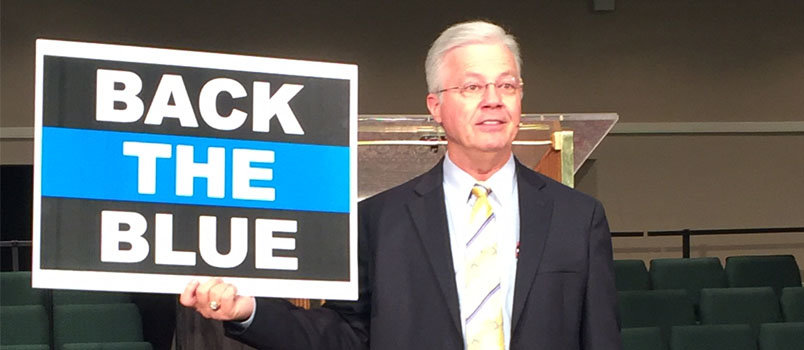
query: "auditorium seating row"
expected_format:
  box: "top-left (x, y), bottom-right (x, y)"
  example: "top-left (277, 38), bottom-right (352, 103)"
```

top-left (0, 271), bottom-right (153, 350)
top-left (619, 287), bottom-right (803, 336)
top-left (614, 255), bottom-right (802, 296)
top-left (616, 255), bottom-right (803, 350)
top-left (623, 322), bottom-right (804, 350)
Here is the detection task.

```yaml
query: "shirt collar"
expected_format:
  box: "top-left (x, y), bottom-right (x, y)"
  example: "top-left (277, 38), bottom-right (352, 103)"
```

top-left (443, 153), bottom-right (517, 208)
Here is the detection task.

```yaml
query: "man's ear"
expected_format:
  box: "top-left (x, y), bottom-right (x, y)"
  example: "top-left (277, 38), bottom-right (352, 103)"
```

top-left (426, 93), bottom-right (441, 123)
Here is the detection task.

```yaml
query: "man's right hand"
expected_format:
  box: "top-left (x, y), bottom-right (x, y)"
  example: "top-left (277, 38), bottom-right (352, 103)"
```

top-left (179, 278), bottom-right (255, 322)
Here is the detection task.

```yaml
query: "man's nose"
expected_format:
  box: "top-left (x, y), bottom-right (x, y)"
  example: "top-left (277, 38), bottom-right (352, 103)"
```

top-left (480, 83), bottom-right (504, 106)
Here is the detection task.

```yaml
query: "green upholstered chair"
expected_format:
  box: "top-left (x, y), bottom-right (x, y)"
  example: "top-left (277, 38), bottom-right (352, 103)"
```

top-left (670, 324), bottom-right (756, 350)
top-left (725, 255), bottom-right (801, 297)
top-left (615, 259), bottom-right (651, 291)
top-left (0, 345), bottom-right (50, 349)
top-left (52, 289), bottom-right (131, 305)
top-left (650, 257), bottom-right (726, 310)
top-left (699, 287), bottom-right (781, 338)
top-left (780, 287), bottom-right (804, 322)
top-left (621, 327), bottom-right (667, 350)
top-left (758, 322), bottom-right (804, 350)
top-left (62, 342), bottom-right (154, 350)
top-left (0, 271), bottom-right (47, 306)
top-left (618, 289), bottom-right (697, 343)
top-left (53, 303), bottom-right (146, 350)
top-left (0, 305), bottom-right (50, 347)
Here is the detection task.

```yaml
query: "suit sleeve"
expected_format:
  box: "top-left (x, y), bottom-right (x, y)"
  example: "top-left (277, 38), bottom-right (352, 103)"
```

top-left (222, 202), bottom-right (373, 350)
top-left (581, 201), bottom-right (622, 350)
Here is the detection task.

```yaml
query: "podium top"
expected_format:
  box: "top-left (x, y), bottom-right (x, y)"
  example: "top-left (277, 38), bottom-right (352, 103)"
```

top-left (359, 113), bottom-right (618, 173)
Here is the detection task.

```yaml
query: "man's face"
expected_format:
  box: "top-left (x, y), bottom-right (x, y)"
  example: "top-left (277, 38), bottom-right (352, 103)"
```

top-left (427, 43), bottom-right (522, 161)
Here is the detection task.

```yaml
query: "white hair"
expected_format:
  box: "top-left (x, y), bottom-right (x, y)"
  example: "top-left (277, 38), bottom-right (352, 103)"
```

top-left (425, 20), bottom-right (522, 93)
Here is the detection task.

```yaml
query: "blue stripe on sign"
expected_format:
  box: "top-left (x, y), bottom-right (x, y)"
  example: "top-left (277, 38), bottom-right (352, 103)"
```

top-left (41, 127), bottom-right (350, 213)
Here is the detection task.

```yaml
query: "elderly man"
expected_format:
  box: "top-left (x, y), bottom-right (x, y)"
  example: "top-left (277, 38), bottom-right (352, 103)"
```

top-left (181, 20), bottom-right (621, 350)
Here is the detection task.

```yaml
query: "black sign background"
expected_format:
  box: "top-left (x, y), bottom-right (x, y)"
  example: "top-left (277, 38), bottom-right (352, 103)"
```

top-left (41, 197), bottom-right (349, 281)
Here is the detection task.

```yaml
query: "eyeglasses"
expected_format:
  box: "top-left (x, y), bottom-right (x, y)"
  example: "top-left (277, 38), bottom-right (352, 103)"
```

top-left (437, 78), bottom-right (524, 98)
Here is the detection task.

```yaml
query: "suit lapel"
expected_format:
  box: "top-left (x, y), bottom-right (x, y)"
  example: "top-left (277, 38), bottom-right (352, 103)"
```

top-left (511, 161), bottom-right (553, 332)
top-left (406, 160), bottom-right (462, 335)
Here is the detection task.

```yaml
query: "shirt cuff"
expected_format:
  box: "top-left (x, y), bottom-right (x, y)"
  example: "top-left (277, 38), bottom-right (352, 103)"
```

top-left (226, 300), bottom-right (257, 332)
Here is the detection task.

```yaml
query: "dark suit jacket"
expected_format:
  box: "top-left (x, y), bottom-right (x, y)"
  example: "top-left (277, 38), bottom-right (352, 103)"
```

top-left (226, 158), bottom-right (621, 349)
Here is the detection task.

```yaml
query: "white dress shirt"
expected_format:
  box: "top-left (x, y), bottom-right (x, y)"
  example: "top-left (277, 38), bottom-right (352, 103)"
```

top-left (442, 153), bottom-right (520, 350)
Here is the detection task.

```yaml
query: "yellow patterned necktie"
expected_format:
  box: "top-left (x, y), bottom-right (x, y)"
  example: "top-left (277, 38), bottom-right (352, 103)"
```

top-left (464, 184), bottom-right (504, 350)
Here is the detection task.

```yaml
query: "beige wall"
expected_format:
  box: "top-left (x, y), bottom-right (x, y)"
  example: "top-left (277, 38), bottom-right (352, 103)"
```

top-left (575, 134), bottom-right (804, 274)
top-left (2, 0), bottom-right (803, 268)
top-left (4, 1), bottom-right (804, 123)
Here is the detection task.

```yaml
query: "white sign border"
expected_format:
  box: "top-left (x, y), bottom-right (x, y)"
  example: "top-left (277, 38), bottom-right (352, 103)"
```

top-left (32, 39), bottom-right (359, 301)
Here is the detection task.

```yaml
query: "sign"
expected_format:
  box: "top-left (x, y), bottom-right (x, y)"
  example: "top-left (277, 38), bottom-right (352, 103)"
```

top-left (32, 39), bottom-right (358, 300)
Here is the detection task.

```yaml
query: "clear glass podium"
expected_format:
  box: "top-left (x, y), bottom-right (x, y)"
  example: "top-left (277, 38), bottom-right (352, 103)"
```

top-left (358, 113), bottom-right (618, 197)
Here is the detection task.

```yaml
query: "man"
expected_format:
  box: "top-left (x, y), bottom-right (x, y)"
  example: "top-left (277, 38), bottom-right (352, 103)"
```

top-left (181, 20), bottom-right (621, 350)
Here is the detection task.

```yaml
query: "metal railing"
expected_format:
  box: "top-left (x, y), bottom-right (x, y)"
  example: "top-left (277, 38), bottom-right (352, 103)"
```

top-left (0, 240), bottom-right (32, 271)
top-left (4, 226), bottom-right (803, 270)
top-left (612, 227), bottom-right (804, 258)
